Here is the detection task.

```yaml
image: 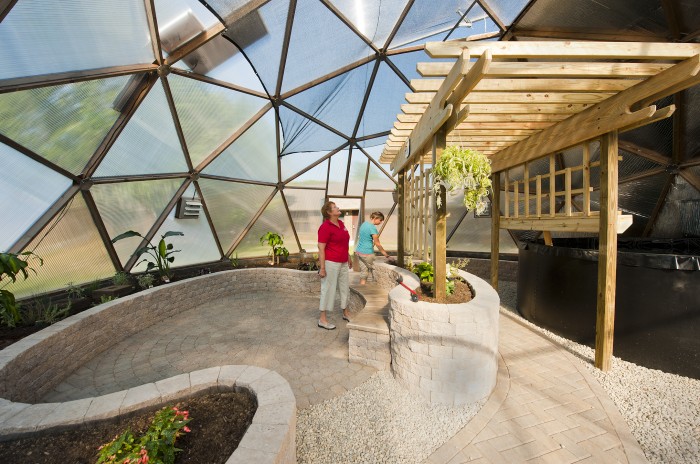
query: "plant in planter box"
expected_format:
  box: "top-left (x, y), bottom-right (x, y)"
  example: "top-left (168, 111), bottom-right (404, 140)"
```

top-left (260, 232), bottom-right (289, 266)
top-left (433, 146), bottom-right (492, 214)
top-left (0, 251), bottom-right (43, 327)
top-left (112, 230), bottom-right (184, 283)
top-left (413, 261), bottom-right (455, 296)
top-left (136, 273), bottom-right (155, 290)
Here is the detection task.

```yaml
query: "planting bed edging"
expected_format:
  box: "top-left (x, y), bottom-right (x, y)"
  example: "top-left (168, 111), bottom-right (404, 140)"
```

top-left (388, 267), bottom-right (500, 406)
top-left (0, 365), bottom-right (296, 464)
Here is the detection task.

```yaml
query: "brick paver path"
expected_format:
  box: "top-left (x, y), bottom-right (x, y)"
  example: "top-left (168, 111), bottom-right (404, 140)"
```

top-left (43, 292), bottom-right (375, 409)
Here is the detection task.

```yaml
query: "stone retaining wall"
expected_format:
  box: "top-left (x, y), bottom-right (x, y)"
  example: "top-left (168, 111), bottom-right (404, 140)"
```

top-left (0, 365), bottom-right (297, 464)
top-left (388, 268), bottom-right (500, 407)
top-left (0, 269), bottom-right (322, 403)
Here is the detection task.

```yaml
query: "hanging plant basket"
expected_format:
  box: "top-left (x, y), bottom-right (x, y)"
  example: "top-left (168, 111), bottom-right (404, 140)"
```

top-left (432, 146), bottom-right (492, 214)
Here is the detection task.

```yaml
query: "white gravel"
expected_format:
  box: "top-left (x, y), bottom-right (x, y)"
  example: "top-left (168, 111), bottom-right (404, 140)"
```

top-left (498, 281), bottom-right (700, 464)
top-left (296, 371), bottom-right (484, 464)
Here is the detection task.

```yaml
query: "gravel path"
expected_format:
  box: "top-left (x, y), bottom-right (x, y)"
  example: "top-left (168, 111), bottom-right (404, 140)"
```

top-left (296, 371), bottom-right (484, 464)
top-left (498, 281), bottom-right (700, 464)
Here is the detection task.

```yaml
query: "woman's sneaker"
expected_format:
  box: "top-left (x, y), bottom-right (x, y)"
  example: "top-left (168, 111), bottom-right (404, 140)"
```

top-left (317, 319), bottom-right (336, 330)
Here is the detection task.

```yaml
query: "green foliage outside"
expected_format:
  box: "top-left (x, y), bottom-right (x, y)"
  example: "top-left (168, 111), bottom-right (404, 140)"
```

top-left (433, 146), bottom-right (492, 213)
top-left (0, 251), bottom-right (43, 327)
top-left (112, 231), bottom-right (184, 282)
top-left (96, 406), bottom-right (191, 464)
top-left (260, 232), bottom-right (289, 266)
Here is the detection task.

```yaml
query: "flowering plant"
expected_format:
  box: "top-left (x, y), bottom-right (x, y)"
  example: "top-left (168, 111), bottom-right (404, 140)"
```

top-left (432, 146), bottom-right (492, 214)
top-left (96, 406), bottom-right (191, 464)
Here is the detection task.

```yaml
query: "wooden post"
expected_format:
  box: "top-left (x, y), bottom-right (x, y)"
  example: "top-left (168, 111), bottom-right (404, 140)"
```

top-left (434, 130), bottom-right (447, 302)
top-left (595, 130), bottom-right (619, 371)
top-left (491, 172), bottom-right (500, 290)
top-left (398, 170), bottom-right (405, 267)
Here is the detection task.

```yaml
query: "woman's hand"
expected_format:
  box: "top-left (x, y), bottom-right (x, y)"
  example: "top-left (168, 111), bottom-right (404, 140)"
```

top-left (319, 268), bottom-right (326, 278)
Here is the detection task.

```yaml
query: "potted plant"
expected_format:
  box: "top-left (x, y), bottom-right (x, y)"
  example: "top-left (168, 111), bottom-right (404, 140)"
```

top-left (432, 146), bottom-right (492, 214)
top-left (259, 232), bottom-right (289, 266)
top-left (0, 251), bottom-right (42, 327)
top-left (112, 230), bottom-right (184, 283)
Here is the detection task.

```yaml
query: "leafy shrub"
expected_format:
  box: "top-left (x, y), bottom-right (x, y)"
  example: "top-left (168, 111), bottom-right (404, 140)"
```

top-left (20, 299), bottom-right (70, 326)
top-left (97, 406), bottom-right (191, 464)
top-left (433, 146), bottom-right (492, 213)
top-left (112, 231), bottom-right (184, 282)
top-left (66, 282), bottom-right (85, 300)
top-left (112, 272), bottom-right (131, 286)
top-left (136, 273), bottom-right (155, 290)
top-left (0, 251), bottom-right (43, 327)
top-left (413, 262), bottom-right (434, 283)
top-left (260, 232), bottom-right (289, 266)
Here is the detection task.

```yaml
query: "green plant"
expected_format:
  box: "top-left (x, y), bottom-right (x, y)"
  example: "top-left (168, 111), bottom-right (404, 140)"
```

top-left (446, 279), bottom-right (456, 296)
top-left (99, 295), bottom-right (116, 305)
top-left (21, 299), bottom-right (70, 326)
top-left (259, 232), bottom-right (289, 266)
top-left (97, 405), bottom-right (192, 464)
top-left (413, 261), bottom-right (435, 283)
top-left (136, 273), bottom-right (155, 290)
top-left (230, 253), bottom-right (240, 269)
top-left (112, 231), bottom-right (184, 282)
top-left (433, 146), bottom-right (492, 214)
top-left (112, 271), bottom-right (130, 286)
top-left (85, 279), bottom-right (102, 294)
top-left (66, 282), bottom-right (85, 300)
top-left (0, 251), bottom-right (43, 327)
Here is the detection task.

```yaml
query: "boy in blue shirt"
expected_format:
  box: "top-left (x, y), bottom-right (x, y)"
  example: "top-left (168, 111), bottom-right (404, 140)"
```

top-left (355, 211), bottom-right (390, 285)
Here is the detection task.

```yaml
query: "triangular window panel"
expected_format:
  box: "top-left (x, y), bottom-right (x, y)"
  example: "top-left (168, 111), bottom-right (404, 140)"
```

top-left (388, 49), bottom-right (452, 82)
top-left (9, 194), bottom-right (116, 298)
top-left (285, 160), bottom-right (329, 189)
top-left (168, 74), bottom-right (268, 167)
top-left (94, 81), bottom-right (189, 177)
top-left (232, 191), bottom-right (296, 258)
top-left (0, 76), bottom-right (131, 175)
top-left (279, 106), bottom-right (346, 155)
top-left (140, 184), bottom-right (221, 272)
top-left (486, 0), bottom-right (530, 26)
top-left (172, 36), bottom-right (266, 94)
top-left (287, 62), bottom-right (375, 138)
top-left (90, 179), bottom-right (185, 267)
top-left (364, 159), bottom-right (395, 191)
top-left (0, 141), bottom-right (72, 251)
top-left (328, 149), bottom-right (350, 196)
top-left (203, 108), bottom-right (278, 183)
top-left (284, 188), bottom-right (326, 252)
top-left (651, 175), bottom-right (700, 237)
top-left (327, 0), bottom-right (409, 48)
top-left (356, 62), bottom-right (410, 140)
top-left (281, 0), bottom-right (375, 94)
top-left (282, 150), bottom-right (330, 182)
top-left (197, 179), bottom-right (275, 252)
top-left (220, 0), bottom-right (290, 95)
top-left (346, 150), bottom-right (369, 197)
top-left (389, 0), bottom-right (465, 50)
top-left (357, 134), bottom-right (389, 150)
top-left (0, 0), bottom-right (153, 80)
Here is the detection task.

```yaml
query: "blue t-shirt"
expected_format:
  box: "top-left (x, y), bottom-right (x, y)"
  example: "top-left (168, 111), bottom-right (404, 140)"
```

top-left (356, 221), bottom-right (378, 255)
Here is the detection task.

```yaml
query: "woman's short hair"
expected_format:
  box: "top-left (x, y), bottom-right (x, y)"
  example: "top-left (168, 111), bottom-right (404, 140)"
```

top-left (321, 201), bottom-right (336, 220)
top-left (370, 211), bottom-right (385, 221)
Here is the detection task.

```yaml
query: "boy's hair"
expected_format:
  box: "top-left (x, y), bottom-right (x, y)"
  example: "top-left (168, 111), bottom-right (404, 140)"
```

top-left (321, 201), bottom-right (336, 220)
top-left (370, 211), bottom-right (385, 221)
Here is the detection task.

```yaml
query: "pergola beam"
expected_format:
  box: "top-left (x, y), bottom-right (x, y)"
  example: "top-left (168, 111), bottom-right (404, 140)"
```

top-left (418, 61), bottom-right (675, 78)
top-left (411, 78), bottom-right (643, 93)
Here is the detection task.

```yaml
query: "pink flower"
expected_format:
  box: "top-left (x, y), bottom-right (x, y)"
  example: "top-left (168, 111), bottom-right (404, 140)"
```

top-left (183, 426), bottom-right (191, 433)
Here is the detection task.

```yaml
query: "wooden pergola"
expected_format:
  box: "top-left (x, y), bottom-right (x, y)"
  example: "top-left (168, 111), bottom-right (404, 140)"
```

top-left (379, 41), bottom-right (700, 371)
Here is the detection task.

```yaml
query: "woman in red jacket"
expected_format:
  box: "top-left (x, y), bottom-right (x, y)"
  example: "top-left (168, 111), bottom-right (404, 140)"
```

top-left (317, 201), bottom-right (352, 329)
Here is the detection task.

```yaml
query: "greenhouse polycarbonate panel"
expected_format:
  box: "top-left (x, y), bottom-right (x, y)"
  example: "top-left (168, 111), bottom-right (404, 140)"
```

top-left (0, 0), bottom-right (153, 80)
top-left (286, 62), bottom-right (374, 138)
top-left (9, 194), bottom-right (116, 298)
top-left (365, 159), bottom-right (395, 190)
top-left (279, 106), bottom-right (346, 155)
top-left (168, 74), bottom-right (268, 167)
top-left (94, 81), bottom-right (189, 177)
top-left (155, 0), bottom-right (220, 51)
top-left (280, 0), bottom-right (375, 93)
top-left (652, 176), bottom-right (700, 237)
top-left (200, 40), bottom-right (266, 94)
top-left (219, 0), bottom-right (289, 95)
top-left (685, 86), bottom-right (700, 161)
top-left (617, 173), bottom-right (669, 236)
top-left (388, 49), bottom-right (449, 83)
top-left (284, 188), bottom-right (326, 252)
top-left (0, 143), bottom-right (72, 251)
top-left (282, 149), bottom-right (330, 182)
top-left (90, 179), bottom-right (185, 266)
top-left (328, 149), bottom-right (350, 196)
top-left (363, 192), bottom-right (397, 249)
top-left (356, 62), bottom-right (411, 139)
top-left (139, 185), bottom-right (221, 271)
top-left (197, 179), bottom-right (275, 252)
top-left (447, 191), bottom-right (518, 253)
top-left (285, 161), bottom-right (329, 189)
top-left (233, 192), bottom-right (296, 258)
top-left (389, 0), bottom-right (465, 49)
top-left (0, 76), bottom-right (130, 175)
top-left (486, 0), bottom-right (530, 25)
top-left (346, 151), bottom-right (369, 196)
top-left (203, 109), bottom-right (278, 182)
top-left (327, 0), bottom-right (409, 47)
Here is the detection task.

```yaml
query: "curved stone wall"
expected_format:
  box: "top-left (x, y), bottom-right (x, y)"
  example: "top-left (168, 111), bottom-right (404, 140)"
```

top-left (387, 266), bottom-right (500, 406)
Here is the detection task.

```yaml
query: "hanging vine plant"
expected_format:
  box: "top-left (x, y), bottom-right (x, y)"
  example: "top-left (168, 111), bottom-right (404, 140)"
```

top-left (433, 146), bottom-right (492, 214)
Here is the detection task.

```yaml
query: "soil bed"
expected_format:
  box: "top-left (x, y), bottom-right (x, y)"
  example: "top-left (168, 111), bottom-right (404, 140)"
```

top-left (0, 390), bottom-right (256, 464)
top-left (414, 279), bottom-right (473, 304)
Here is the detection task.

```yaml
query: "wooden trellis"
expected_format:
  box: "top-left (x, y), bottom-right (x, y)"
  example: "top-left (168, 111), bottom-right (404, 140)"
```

top-left (403, 162), bottom-right (433, 263)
